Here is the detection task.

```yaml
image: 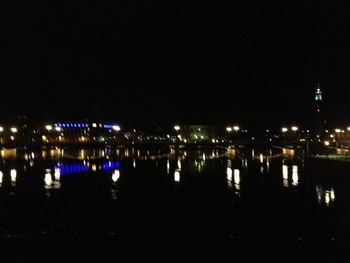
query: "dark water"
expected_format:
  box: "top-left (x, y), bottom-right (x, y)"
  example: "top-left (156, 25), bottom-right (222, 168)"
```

top-left (0, 146), bottom-right (350, 261)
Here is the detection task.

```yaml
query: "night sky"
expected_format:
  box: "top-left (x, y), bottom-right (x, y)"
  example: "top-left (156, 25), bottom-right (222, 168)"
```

top-left (2, 1), bottom-right (350, 128)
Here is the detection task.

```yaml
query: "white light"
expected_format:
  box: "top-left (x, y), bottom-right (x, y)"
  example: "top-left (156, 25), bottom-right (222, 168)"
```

top-left (260, 154), bottom-right (264, 164)
top-left (55, 127), bottom-right (61, 131)
top-left (11, 127), bottom-right (17, 133)
top-left (45, 125), bottom-right (52, 131)
top-left (291, 126), bottom-right (298, 132)
top-left (226, 127), bottom-right (232, 132)
top-left (0, 171), bottom-right (3, 184)
top-left (177, 158), bottom-right (181, 169)
top-left (234, 169), bottom-right (240, 190)
top-left (281, 127), bottom-right (288, 133)
top-left (166, 159), bottom-right (170, 174)
top-left (0, 127), bottom-right (3, 132)
top-left (44, 172), bottom-right (52, 186)
top-left (112, 125), bottom-right (121, 131)
top-left (174, 125), bottom-right (180, 131)
top-left (282, 165), bottom-right (288, 187)
top-left (324, 141), bottom-right (330, 146)
top-left (325, 192), bottom-right (331, 206)
top-left (92, 123), bottom-right (97, 128)
top-left (54, 168), bottom-right (61, 181)
top-left (10, 169), bottom-right (17, 183)
top-left (292, 165), bottom-right (298, 186)
top-left (112, 169), bottom-right (120, 182)
top-left (233, 126), bottom-right (240, 131)
top-left (335, 129), bottom-right (341, 133)
top-left (227, 167), bottom-right (233, 180)
top-left (330, 189), bottom-right (335, 201)
top-left (347, 127), bottom-right (350, 131)
top-left (174, 169), bottom-right (180, 182)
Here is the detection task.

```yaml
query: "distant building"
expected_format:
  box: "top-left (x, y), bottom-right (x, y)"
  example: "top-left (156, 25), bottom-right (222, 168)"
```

top-left (314, 83), bottom-right (326, 138)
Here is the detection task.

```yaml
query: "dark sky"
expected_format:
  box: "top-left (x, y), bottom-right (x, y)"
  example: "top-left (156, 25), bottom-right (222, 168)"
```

top-left (2, 1), bottom-right (350, 128)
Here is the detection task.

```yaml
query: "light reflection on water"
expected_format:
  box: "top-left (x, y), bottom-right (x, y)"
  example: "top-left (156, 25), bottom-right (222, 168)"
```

top-left (0, 146), bottom-right (341, 210)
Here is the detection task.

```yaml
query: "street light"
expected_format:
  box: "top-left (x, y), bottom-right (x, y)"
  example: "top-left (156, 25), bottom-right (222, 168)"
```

top-left (0, 127), bottom-right (4, 132)
top-left (291, 126), bottom-right (298, 132)
top-left (226, 127), bottom-right (232, 132)
top-left (10, 127), bottom-right (17, 133)
top-left (174, 125), bottom-right (180, 131)
top-left (281, 127), bottom-right (288, 133)
top-left (112, 125), bottom-right (121, 131)
top-left (45, 125), bottom-right (53, 131)
top-left (233, 126), bottom-right (240, 132)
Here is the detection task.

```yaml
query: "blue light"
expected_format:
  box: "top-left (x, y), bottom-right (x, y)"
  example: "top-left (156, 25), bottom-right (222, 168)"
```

top-left (63, 124), bottom-right (66, 128)
top-left (78, 124), bottom-right (81, 128)
top-left (102, 161), bottom-right (120, 171)
top-left (55, 163), bottom-right (90, 175)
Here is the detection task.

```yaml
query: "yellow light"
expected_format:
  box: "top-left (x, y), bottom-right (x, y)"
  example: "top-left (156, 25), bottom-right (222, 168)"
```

top-left (174, 125), bottom-right (180, 131)
top-left (324, 141), bottom-right (330, 146)
top-left (10, 127), bottom-right (17, 133)
top-left (45, 125), bottom-right (52, 131)
top-left (281, 127), bottom-right (288, 133)
top-left (42, 135), bottom-right (47, 142)
top-left (226, 127), bottom-right (232, 132)
top-left (233, 126), bottom-right (240, 131)
top-left (10, 136), bottom-right (15, 141)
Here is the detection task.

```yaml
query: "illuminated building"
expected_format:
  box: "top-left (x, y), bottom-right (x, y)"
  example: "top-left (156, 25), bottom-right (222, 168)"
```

top-left (314, 83), bottom-right (326, 138)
